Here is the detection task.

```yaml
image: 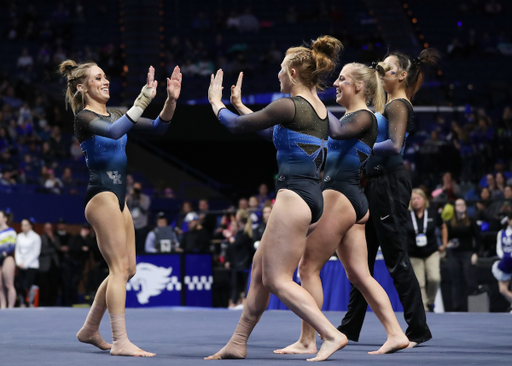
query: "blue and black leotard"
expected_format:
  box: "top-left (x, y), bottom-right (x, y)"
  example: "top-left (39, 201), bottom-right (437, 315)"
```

top-left (74, 108), bottom-right (170, 212)
top-left (217, 96), bottom-right (328, 223)
top-left (365, 98), bottom-right (413, 176)
top-left (323, 109), bottom-right (377, 221)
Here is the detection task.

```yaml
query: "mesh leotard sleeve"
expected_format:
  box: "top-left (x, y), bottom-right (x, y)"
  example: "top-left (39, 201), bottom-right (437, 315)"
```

top-left (329, 110), bottom-right (376, 146)
top-left (218, 98), bottom-right (295, 134)
top-left (373, 99), bottom-right (410, 156)
top-left (74, 109), bottom-right (135, 143)
top-left (132, 116), bottom-right (171, 134)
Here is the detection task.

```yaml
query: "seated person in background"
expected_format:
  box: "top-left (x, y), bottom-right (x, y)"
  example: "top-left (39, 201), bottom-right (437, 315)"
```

top-left (493, 213), bottom-right (512, 310)
top-left (180, 213), bottom-right (211, 253)
top-left (44, 169), bottom-right (63, 194)
top-left (145, 212), bottom-right (180, 253)
top-left (486, 173), bottom-right (504, 199)
top-left (432, 172), bottom-right (460, 202)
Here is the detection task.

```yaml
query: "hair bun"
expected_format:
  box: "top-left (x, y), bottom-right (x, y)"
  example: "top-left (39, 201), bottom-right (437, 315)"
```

top-left (311, 35), bottom-right (343, 60)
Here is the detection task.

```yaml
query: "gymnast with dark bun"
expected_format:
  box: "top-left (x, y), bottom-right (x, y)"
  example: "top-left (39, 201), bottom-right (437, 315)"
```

top-left (205, 36), bottom-right (346, 362)
top-left (337, 49), bottom-right (440, 348)
top-left (58, 60), bottom-right (182, 357)
top-left (274, 61), bottom-right (409, 356)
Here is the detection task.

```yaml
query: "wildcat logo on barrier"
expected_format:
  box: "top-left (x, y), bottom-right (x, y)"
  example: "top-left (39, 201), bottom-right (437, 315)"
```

top-left (126, 262), bottom-right (176, 304)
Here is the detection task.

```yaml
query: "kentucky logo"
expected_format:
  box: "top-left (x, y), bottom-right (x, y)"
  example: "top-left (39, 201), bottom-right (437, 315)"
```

top-left (106, 171), bottom-right (122, 184)
top-left (126, 263), bottom-right (174, 304)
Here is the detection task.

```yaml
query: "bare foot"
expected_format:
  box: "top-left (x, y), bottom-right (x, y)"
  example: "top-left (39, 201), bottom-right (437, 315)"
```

top-left (368, 334), bottom-right (409, 354)
top-left (407, 341), bottom-right (418, 348)
top-left (306, 332), bottom-right (347, 362)
top-left (110, 341), bottom-right (155, 357)
top-left (204, 341), bottom-right (247, 360)
top-left (76, 328), bottom-right (112, 350)
top-left (274, 340), bottom-right (317, 354)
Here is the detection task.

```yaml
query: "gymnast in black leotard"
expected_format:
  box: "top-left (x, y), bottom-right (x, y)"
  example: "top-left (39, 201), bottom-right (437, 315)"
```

top-left (206, 36), bottom-right (346, 362)
top-left (275, 62), bottom-right (409, 356)
top-left (59, 60), bottom-right (182, 357)
top-left (338, 49), bottom-right (439, 349)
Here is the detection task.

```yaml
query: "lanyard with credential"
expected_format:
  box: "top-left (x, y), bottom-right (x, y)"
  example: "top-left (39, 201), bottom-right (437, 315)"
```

top-left (411, 209), bottom-right (428, 246)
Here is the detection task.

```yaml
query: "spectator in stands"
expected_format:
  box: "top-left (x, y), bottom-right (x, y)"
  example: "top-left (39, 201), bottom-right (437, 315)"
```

top-left (238, 8), bottom-right (259, 33)
top-left (255, 183), bottom-right (273, 208)
top-left (226, 11), bottom-right (240, 30)
top-left (40, 141), bottom-right (54, 167)
top-left (238, 197), bottom-right (248, 210)
top-left (407, 189), bottom-right (445, 312)
top-left (0, 170), bottom-right (16, 187)
top-left (496, 171), bottom-right (506, 194)
top-left (485, 0), bottom-right (503, 14)
top-left (180, 213), bottom-right (211, 253)
top-left (0, 209), bottom-right (17, 308)
top-left (225, 209), bottom-right (254, 309)
top-left (15, 218), bottom-right (41, 307)
top-left (198, 199), bottom-right (217, 234)
top-left (61, 223), bottom-right (93, 306)
top-left (44, 168), bottom-right (63, 194)
top-left (145, 212), bottom-right (179, 253)
top-left (247, 196), bottom-right (261, 228)
top-left (70, 137), bottom-right (83, 160)
top-left (49, 126), bottom-right (67, 159)
top-left (126, 182), bottom-right (151, 254)
top-left (442, 198), bottom-right (481, 311)
top-left (486, 173), bottom-right (504, 199)
top-left (38, 222), bottom-right (61, 306)
top-left (174, 201), bottom-right (195, 238)
top-left (253, 205), bottom-right (271, 249)
top-left (55, 218), bottom-right (71, 250)
top-left (432, 172), bottom-right (460, 202)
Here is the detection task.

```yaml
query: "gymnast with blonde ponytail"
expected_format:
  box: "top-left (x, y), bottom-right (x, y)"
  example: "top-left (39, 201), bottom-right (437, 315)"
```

top-left (58, 60), bottom-right (182, 357)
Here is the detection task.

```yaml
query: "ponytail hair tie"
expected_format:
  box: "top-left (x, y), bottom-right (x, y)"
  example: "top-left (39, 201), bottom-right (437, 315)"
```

top-left (412, 57), bottom-right (422, 66)
top-left (369, 61), bottom-right (385, 76)
top-left (65, 65), bottom-right (78, 71)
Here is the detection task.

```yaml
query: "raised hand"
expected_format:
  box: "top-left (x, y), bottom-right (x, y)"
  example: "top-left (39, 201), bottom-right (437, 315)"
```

top-left (167, 66), bottom-right (182, 102)
top-left (208, 69), bottom-right (224, 104)
top-left (230, 72), bottom-right (243, 106)
top-left (146, 66), bottom-right (158, 99)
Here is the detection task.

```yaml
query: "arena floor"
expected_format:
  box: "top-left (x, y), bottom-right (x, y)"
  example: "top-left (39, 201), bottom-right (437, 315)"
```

top-left (0, 307), bottom-right (510, 366)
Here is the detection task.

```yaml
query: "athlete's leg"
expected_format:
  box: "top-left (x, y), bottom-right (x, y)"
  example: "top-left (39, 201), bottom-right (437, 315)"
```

top-left (2, 257), bottom-right (16, 308)
top-left (338, 221), bottom-right (409, 354)
top-left (81, 192), bottom-right (154, 357)
top-left (274, 190), bottom-right (354, 355)
top-left (205, 240), bottom-right (269, 360)
top-left (260, 190), bottom-right (346, 362)
top-left (498, 280), bottom-right (512, 304)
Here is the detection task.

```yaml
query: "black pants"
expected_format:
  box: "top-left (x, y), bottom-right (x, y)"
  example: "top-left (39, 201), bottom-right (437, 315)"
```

top-left (447, 249), bottom-right (477, 312)
top-left (230, 269), bottom-right (249, 304)
top-left (338, 166), bottom-right (432, 343)
top-left (18, 268), bottom-right (37, 306)
top-left (135, 227), bottom-right (148, 254)
top-left (38, 262), bottom-right (61, 307)
top-left (61, 261), bottom-right (83, 306)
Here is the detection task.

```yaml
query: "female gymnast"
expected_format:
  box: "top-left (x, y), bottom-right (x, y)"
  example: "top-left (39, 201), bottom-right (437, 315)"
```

top-left (59, 60), bottom-right (182, 357)
top-left (338, 49), bottom-right (439, 347)
top-left (206, 36), bottom-right (345, 362)
top-left (0, 210), bottom-right (16, 308)
top-left (274, 62), bottom-right (409, 356)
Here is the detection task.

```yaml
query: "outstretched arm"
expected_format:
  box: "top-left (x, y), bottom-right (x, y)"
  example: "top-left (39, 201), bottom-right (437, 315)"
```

top-left (328, 110), bottom-right (374, 140)
top-left (373, 100), bottom-right (409, 156)
top-left (210, 69), bottom-right (294, 135)
top-left (77, 66), bottom-right (159, 140)
top-left (230, 72), bottom-right (273, 141)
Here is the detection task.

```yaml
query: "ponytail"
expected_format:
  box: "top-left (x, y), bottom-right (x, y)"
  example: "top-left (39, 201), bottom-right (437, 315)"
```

top-left (346, 62), bottom-right (387, 113)
top-left (390, 48), bottom-right (440, 99)
top-left (58, 59), bottom-right (97, 114)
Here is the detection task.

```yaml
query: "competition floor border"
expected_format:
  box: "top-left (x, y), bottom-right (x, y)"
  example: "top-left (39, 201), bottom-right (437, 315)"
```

top-left (1, 307), bottom-right (510, 366)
